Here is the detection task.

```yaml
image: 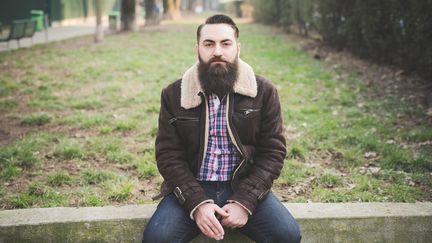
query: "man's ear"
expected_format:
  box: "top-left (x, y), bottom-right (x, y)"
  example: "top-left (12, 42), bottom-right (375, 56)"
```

top-left (237, 42), bottom-right (241, 58)
top-left (196, 43), bottom-right (199, 58)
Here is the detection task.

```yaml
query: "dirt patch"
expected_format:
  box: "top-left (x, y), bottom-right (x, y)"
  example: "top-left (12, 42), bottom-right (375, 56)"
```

top-left (0, 115), bottom-right (33, 147)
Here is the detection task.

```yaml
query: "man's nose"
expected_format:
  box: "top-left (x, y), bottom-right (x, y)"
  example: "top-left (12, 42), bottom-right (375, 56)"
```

top-left (213, 44), bottom-right (223, 56)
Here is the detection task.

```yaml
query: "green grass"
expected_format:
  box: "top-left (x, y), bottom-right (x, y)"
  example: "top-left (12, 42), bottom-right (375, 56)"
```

top-left (7, 182), bottom-right (67, 208)
top-left (53, 138), bottom-right (85, 160)
top-left (0, 76), bottom-right (18, 97)
top-left (66, 97), bottom-right (104, 110)
top-left (0, 19), bottom-right (430, 207)
top-left (277, 159), bottom-right (314, 185)
top-left (114, 119), bottom-right (138, 132)
top-left (81, 169), bottom-right (116, 185)
top-left (99, 126), bottom-right (113, 134)
top-left (88, 137), bottom-right (134, 164)
top-left (105, 177), bottom-right (135, 202)
top-left (72, 188), bottom-right (106, 206)
top-left (57, 112), bottom-right (111, 129)
top-left (0, 133), bottom-right (54, 168)
top-left (318, 171), bottom-right (343, 188)
top-left (403, 127), bottom-right (432, 142)
top-left (27, 91), bottom-right (63, 110)
top-left (21, 114), bottom-right (52, 126)
top-left (135, 151), bottom-right (158, 179)
top-left (46, 170), bottom-right (73, 187)
top-left (0, 99), bottom-right (18, 111)
top-left (0, 165), bottom-right (21, 181)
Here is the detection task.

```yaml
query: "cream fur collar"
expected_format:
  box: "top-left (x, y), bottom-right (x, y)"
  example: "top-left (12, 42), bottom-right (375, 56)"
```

top-left (180, 59), bottom-right (257, 109)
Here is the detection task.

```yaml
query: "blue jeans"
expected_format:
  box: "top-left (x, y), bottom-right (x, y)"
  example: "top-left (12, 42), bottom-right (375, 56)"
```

top-left (142, 181), bottom-right (301, 243)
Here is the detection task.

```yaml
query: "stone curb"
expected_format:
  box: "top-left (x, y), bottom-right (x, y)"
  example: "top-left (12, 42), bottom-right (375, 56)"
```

top-left (1, 203), bottom-right (431, 242)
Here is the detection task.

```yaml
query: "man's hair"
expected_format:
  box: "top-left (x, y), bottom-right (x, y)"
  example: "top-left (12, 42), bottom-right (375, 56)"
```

top-left (197, 14), bottom-right (239, 43)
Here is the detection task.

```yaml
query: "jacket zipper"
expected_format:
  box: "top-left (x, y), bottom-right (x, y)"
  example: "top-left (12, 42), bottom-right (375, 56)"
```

top-left (239, 108), bottom-right (260, 116)
top-left (169, 116), bottom-right (200, 124)
top-left (226, 94), bottom-right (247, 185)
top-left (197, 93), bottom-right (209, 176)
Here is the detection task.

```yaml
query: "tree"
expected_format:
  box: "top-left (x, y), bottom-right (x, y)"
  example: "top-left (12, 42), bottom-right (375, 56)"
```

top-left (144, 0), bottom-right (159, 26)
top-left (186, 0), bottom-right (196, 12)
top-left (162, 0), bottom-right (169, 15)
top-left (163, 0), bottom-right (182, 19)
top-left (121, 0), bottom-right (137, 31)
top-left (94, 0), bottom-right (104, 42)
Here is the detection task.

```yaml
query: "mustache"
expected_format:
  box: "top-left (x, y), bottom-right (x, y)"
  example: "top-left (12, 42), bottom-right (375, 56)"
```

top-left (209, 56), bottom-right (227, 63)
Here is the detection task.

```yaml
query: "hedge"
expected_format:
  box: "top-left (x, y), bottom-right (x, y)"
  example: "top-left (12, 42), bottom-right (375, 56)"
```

top-left (251, 0), bottom-right (432, 80)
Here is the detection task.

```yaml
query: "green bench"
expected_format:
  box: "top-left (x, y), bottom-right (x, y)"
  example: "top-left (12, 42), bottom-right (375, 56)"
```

top-left (0, 19), bottom-right (37, 49)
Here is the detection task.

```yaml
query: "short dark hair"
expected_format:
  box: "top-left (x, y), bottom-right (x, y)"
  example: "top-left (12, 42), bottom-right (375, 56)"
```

top-left (197, 14), bottom-right (239, 43)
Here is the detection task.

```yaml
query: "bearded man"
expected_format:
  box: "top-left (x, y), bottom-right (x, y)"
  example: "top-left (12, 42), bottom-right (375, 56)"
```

top-left (142, 14), bottom-right (301, 243)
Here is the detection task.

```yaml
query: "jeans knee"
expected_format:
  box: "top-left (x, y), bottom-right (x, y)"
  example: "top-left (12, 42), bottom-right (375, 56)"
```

top-left (278, 226), bottom-right (301, 243)
top-left (142, 227), bottom-right (170, 243)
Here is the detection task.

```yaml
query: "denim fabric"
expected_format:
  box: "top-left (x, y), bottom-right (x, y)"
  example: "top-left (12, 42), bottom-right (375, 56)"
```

top-left (142, 181), bottom-right (301, 243)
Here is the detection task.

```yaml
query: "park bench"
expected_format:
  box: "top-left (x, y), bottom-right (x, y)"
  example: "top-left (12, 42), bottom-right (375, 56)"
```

top-left (0, 19), bottom-right (37, 50)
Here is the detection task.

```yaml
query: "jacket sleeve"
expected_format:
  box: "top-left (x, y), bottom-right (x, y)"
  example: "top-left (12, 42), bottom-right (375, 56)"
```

top-left (156, 88), bottom-right (209, 215)
top-left (228, 84), bottom-right (286, 214)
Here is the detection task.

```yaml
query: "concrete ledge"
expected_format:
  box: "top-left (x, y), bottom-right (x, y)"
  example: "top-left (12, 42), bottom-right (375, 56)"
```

top-left (1, 203), bottom-right (431, 242)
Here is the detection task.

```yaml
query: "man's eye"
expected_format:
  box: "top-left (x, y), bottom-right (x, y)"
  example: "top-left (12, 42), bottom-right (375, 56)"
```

top-left (223, 42), bottom-right (231, 46)
top-left (204, 43), bottom-right (213, 47)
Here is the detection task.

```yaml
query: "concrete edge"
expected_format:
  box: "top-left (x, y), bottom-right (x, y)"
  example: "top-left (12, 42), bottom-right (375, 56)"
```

top-left (1, 203), bottom-right (432, 243)
top-left (1, 202), bottom-right (431, 226)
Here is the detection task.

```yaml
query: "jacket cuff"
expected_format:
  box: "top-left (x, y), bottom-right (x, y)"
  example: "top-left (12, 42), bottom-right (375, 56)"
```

top-left (227, 200), bottom-right (252, 215)
top-left (228, 193), bottom-right (258, 214)
top-left (172, 185), bottom-right (210, 215)
top-left (189, 199), bottom-right (214, 220)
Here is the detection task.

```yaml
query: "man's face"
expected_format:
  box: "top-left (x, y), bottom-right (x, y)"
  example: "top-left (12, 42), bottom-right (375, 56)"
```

top-left (197, 24), bottom-right (240, 65)
top-left (196, 23), bottom-right (240, 97)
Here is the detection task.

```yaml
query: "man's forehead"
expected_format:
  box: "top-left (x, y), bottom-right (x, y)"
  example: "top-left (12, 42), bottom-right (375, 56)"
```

top-left (200, 24), bottom-right (236, 42)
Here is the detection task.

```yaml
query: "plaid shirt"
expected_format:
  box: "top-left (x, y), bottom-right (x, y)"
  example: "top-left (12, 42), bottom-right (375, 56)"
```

top-left (197, 94), bottom-right (241, 181)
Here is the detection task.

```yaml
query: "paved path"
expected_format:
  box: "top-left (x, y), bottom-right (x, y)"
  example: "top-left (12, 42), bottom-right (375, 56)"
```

top-left (0, 22), bottom-right (109, 53)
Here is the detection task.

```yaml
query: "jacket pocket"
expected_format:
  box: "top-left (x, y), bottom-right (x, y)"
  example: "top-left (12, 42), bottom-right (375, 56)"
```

top-left (233, 108), bottom-right (261, 143)
top-left (236, 108), bottom-right (261, 118)
top-left (169, 116), bottom-right (200, 145)
top-left (169, 116), bottom-right (200, 125)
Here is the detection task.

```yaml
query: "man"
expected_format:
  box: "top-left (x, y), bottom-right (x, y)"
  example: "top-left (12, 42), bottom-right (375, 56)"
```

top-left (143, 14), bottom-right (301, 243)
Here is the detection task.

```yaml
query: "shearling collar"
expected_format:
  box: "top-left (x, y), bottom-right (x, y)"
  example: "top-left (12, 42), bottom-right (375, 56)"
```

top-left (180, 58), bottom-right (257, 109)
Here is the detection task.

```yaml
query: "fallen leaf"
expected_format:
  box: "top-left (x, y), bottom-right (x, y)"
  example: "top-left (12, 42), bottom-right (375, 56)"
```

top-left (368, 167), bottom-right (381, 176)
top-left (364, 151), bottom-right (377, 159)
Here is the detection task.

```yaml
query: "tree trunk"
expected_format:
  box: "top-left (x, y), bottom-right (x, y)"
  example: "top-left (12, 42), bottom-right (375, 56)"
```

top-left (163, 0), bottom-right (169, 15)
top-left (121, 0), bottom-right (136, 31)
top-left (165, 0), bottom-right (182, 20)
top-left (145, 0), bottom-right (159, 26)
top-left (234, 1), bottom-right (243, 18)
top-left (202, 0), bottom-right (209, 11)
top-left (187, 0), bottom-right (195, 12)
top-left (94, 0), bottom-right (104, 42)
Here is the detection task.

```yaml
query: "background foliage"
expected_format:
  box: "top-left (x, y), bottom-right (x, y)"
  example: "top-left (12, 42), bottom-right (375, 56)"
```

top-left (251, 0), bottom-right (432, 80)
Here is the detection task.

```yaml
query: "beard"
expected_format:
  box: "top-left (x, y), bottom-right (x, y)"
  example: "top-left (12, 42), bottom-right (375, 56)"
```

top-left (198, 55), bottom-right (239, 98)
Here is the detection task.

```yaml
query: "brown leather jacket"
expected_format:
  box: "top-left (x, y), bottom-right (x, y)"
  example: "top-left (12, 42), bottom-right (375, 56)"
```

top-left (155, 59), bottom-right (286, 216)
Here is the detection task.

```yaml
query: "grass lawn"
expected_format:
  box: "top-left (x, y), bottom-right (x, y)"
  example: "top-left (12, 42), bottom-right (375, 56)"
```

top-left (0, 19), bottom-right (431, 209)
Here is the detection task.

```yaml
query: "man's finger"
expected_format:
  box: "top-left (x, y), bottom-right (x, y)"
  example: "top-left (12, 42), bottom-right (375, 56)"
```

top-left (215, 206), bottom-right (230, 217)
top-left (209, 216), bottom-right (225, 237)
top-left (221, 217), bottom-right (234, 229)
top-left (200, 223), bottom-right (217, 240)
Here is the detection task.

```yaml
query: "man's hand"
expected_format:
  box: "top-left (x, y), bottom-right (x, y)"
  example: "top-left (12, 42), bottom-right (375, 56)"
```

top-left (194, 203), bottom-right (229, 241)
top-left (221, 203), bottom-right (249, 229)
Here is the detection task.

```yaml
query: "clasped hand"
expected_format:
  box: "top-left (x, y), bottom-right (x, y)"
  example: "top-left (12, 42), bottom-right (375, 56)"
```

top-left (193, 202), bottom-right (248, 241)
